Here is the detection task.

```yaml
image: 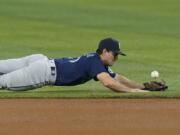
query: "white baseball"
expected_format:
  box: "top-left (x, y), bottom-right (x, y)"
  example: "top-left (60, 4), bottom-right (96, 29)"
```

top-left (151, 71), bottom-right (159, 78)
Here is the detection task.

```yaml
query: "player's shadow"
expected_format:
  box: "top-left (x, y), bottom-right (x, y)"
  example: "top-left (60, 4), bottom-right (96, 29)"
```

top-left (32, 90), bottom-right (92, 93)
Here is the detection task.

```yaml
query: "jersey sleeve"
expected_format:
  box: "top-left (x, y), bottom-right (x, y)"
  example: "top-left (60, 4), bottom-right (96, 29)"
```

top-left (88, 59), bottom-right (116, 81)
top-left (88, 59), bottom-right (107, 81)
top-left (107, 67), bottom-right (116, 78)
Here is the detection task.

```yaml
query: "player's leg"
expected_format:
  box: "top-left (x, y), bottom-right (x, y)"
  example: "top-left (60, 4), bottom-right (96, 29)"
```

top-left (0, 59), bottom-right (55, 91)
top-left (0, 54), bottom-right (48, 74)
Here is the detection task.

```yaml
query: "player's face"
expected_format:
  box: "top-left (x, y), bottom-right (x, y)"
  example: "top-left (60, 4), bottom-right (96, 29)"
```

top-left (102, 50), bottom-right (118, 66)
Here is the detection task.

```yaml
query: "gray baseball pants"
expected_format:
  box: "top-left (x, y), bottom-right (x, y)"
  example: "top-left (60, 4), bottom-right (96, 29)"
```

top-left (0, 54), bottom-right (56, 91)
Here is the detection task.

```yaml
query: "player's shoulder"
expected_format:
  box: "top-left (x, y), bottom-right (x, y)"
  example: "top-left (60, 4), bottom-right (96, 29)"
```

top-left (83, 53), bottom-right (98, 58)
top-left (84, 53), bottom-right (101, 61)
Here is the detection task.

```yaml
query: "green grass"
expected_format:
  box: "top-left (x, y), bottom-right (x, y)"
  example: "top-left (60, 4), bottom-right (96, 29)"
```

top-left (0, 0), bottom-right (180, 98)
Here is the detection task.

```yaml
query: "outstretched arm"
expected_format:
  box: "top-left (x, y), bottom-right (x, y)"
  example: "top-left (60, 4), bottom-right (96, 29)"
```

top-left (114, 74), bottom-right (145, 89)
top-left (97, 72), bottom-right (149, 93)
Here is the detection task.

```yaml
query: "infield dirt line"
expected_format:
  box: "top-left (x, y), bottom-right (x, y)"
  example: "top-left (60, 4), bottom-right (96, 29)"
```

top-left (0, 99), bottom-right (180, 135)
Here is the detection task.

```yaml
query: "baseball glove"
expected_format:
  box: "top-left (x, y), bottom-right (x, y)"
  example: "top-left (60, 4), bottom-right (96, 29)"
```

top-left (142, 81), bottom-right (168, 91)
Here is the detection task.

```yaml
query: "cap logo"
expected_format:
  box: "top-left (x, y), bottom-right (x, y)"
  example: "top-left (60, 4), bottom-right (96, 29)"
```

top-left (118, 42), bottom-right (120, 49)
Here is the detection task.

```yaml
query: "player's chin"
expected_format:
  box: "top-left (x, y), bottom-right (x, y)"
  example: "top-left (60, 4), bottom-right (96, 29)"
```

top-left (108, 62), bottom-right (114, 66)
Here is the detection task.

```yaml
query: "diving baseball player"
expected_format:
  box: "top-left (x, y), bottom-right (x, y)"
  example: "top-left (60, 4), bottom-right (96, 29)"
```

top-left (0, 38), bottom-right (161, 92)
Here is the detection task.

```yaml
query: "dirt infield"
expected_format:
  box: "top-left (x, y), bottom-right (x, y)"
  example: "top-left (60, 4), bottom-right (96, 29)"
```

top-left (0, 99), bottom-right (180, 135)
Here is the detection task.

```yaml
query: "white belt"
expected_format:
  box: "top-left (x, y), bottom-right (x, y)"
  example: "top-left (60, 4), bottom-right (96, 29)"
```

top-left (48, 59), bottom-right (57, 84)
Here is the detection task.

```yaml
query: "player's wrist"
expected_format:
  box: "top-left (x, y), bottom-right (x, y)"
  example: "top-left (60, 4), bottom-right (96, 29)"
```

top-left (141, 83), bottom-right (146, 90)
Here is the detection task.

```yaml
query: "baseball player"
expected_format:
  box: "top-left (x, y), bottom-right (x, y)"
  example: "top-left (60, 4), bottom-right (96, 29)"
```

top-left (0, 38), bottom-right (149, 92)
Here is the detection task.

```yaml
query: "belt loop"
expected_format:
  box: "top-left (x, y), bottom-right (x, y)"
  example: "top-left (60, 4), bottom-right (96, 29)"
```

top-left (48, 59), bottom-right (57, 84)
top-left (51, 67), bottom-right (56, 76)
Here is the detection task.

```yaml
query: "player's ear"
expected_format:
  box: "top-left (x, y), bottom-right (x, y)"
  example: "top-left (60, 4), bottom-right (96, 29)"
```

top-left (102, 49), bottom-right (108, 54)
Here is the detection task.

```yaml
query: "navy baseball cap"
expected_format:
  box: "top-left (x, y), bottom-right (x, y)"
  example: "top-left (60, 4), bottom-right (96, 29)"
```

top-left (97, 38), bottom-right (126, 56)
